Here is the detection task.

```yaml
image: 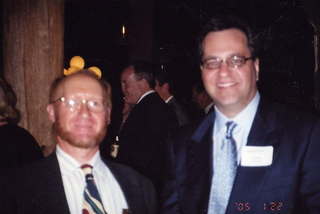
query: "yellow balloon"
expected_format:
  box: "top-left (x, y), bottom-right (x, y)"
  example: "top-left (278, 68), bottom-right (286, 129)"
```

top-left (69, 56), bottom-right (85, 69)
top-left (88, 66), bottom-right (102, 78)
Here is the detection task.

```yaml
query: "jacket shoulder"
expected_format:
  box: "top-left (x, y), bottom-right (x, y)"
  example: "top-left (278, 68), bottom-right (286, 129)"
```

top-left (104, 159), bottom-right (154, 186)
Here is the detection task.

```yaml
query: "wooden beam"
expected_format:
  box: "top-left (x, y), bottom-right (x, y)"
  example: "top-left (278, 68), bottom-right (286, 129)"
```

top-left (2, 0), bottom-right (64, 154)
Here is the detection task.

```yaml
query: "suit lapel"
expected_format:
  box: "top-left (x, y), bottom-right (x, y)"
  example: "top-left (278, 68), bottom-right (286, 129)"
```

top-left (227, 99), bottom-right (283, 213)
top-left (32, 154), bottom-right (70, 214)
top-left (182, 112), bottom-right (215, 213)
top-left (105, 160), bottom-right (145, 214)
top-left (246, 99), bottom-right (279, 147)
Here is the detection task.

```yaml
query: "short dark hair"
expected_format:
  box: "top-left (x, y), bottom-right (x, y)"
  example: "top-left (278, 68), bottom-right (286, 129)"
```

top-left (49, 70), bottom-right (112, 108)
top-left (198, 14), bottom-right (257, 62)
top-left (154, 70), bottom-right (171, 87)
top-left (155, 70), bottom-right (174, 94)
top-left (130, 61), bottom-right (156, 89)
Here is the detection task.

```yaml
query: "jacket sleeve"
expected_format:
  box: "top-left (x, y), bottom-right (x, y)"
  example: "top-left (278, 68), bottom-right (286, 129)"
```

top-left (299, 119), bottom-right (320, 214)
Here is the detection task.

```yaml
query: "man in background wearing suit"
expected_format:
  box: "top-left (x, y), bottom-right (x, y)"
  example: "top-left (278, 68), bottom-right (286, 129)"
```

top-left (192, 80), bottom-right (214, 115)
top-left (155, 71), bottom-right (190, 127)
top-left (3, 70), bottom-right (157, 214)
top-left (118, 62), bottom-right (177, 194)
top-left (161, 15), bottom-right (320, 214)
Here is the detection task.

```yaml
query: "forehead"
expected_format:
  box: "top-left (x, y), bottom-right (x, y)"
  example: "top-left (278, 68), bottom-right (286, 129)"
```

top-left (59, 74), bottom-right (104, 98)
top-left (202, 28), bottom-right (250, 57)
top-left (121, 66), bottom-right (135, 80)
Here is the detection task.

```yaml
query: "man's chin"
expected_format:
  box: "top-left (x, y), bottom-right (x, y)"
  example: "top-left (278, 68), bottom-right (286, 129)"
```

top-left (55, 123), bottom-right (107, 149)
top-left (70, 140), bottom-right (98, 149)
top-left (59, 133), bottom-right (105, 149)
top-left (62, 135), bottom-right (98, 148)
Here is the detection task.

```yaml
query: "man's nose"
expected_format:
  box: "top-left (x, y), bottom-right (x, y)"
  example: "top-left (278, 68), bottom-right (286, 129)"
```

top-left (217, 62), bottom-right (232, 77)
top-left (78, 102), bottom-right (90, 117)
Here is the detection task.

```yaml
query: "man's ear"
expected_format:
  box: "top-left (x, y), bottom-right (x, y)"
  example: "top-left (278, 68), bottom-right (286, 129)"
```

top-left (164, 82), bottom-right (170, 91)
top-left (105, 108), bottom-right (111, 125)
top-left (254, 58), bottom-right (260, 81)
top-left (47, 104), bottom-right (56, 123)
top-left (200, 64), bottom-right (204, 72)
top-left (139, 78), bottom-right (151, 91)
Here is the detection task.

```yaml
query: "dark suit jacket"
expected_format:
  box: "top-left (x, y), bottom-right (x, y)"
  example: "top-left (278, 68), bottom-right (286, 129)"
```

top-left (117, 92), bottom-right (177, 192)
top-left (0, 124), bottom-right (43, 172)
top-left (167, 97), bottom-right (190, 127)
top-left (161, 99), bottom-right (320, 214)
top-left (2, 153), bottom-right (158, 214)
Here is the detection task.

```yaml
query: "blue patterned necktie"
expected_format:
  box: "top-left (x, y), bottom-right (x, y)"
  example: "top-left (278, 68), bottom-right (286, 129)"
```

top-left (208, 121), bottom-right (238, 214)
top-left (81, 164), bottom-right (107, 214)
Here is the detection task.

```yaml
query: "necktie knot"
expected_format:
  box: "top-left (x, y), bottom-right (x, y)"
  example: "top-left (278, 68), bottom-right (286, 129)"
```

top-left (226, 121), bottom-right (237, 140)
top-left (81, 164), bottom-right (94, 181)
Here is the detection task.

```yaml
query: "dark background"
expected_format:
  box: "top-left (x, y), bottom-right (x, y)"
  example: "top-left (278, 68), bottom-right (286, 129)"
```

top-left (64, 0), bottom-right (319, 111)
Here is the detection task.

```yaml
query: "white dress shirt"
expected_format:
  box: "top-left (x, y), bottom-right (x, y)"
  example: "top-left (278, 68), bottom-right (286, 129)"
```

top-left (213, 92), bottom-right (260, 165)
top-left (56, 146), bottom-right (128, 214)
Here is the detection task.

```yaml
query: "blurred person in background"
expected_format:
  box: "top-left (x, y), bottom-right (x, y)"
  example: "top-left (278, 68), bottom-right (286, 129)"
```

top-left (155, 71), bottom-right (190, 127)
top-left (118, 61), bottom-right (178, 195)
top-left (0, 77), bottom-right (43, 172)
top-left (192, 80), bottom-right (214, 115)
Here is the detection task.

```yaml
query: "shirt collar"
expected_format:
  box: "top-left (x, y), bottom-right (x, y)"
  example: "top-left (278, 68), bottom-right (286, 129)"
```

top-left (165, 95), bottom-right (174, 103)
top-left (56, 145), bottom-right (101, 173)
top-left (214, 92), bottom-right (260, 134)
top-left (233, 92), bottom-right (260, 133)
top-left (136, 90), bottom-right (155, 104)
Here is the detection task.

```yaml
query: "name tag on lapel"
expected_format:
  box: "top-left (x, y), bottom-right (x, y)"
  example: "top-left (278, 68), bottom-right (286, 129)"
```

top-left (240, 146), bottom-right (273, 167)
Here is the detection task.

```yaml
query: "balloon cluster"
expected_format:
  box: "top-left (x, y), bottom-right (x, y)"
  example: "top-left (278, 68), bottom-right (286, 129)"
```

top-left (64, 56), bottom-right (102, 79)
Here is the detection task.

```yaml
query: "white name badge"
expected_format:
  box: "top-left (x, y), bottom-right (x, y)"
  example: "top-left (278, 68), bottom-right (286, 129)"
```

top-left (240, 146), bottom-right (273, 167)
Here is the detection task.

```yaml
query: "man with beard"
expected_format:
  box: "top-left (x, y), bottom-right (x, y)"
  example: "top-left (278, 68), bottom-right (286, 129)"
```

top-left (2, 70), bottom-right (157, 214)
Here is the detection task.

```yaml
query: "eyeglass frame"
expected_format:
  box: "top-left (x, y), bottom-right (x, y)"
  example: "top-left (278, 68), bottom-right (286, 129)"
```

top-left (201, 55), bottom-right (254, 70)
top-left (51, 96), bottom-right (107, 113)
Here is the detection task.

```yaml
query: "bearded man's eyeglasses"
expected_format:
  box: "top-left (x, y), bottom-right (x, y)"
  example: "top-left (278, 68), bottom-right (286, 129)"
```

top-left (52, 97), bottom-right (106, 113)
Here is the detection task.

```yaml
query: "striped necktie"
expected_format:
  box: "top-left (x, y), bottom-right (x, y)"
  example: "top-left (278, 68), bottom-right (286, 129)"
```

top-left (81, 164), bottom-right (107, 214)
top-left (208, 121), bottom-right (238, 214)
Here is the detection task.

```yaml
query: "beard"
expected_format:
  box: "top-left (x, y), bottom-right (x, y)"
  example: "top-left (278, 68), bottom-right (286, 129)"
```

top-left (54, 120), bottom-right (107, 149)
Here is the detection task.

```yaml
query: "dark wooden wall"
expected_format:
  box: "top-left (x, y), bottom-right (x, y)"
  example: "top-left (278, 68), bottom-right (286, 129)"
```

top-left (2, 0), bottom-right (64, 150)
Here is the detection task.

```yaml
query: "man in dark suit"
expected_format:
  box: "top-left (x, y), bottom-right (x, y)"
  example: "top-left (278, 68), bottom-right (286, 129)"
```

top-left (191, 80), bottom-right (214, 115)
top-left (155, 71), bottom-right (190, 127)
top-left (161, 15), bottom-right (320, 214)
top-left (117, 62), bottom-right (177, 194)
top-left (3, 70), bottom-right (157, 214)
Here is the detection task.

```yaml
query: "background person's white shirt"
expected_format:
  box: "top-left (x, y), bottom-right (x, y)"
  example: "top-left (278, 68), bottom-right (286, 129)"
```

top-left (136, 90), bottom-right (155, 104)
